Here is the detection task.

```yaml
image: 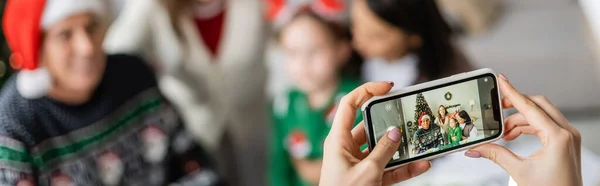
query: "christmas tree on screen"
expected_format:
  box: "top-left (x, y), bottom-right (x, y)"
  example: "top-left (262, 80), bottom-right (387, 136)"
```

top-left (413, 93), bottom-right (435, 126)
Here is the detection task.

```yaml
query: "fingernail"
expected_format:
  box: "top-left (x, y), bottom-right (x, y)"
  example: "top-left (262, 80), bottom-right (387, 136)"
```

top-left (499, 74), bottom-right (508, 82)
top-left (387, 127), bottom-right (400, 142)
top-left (386, 81), bottom-right (395, 87)
top-left (464, 151), bottom-right (481, 158)
top-left (428, 161), bottom-right (432, 167)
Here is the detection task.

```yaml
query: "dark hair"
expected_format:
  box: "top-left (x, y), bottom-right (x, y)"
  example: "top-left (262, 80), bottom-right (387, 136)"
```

top-left (365, 0), bottom-right (472, 81)
top-left (437, 105), bottom-right (448, 119)
top-left (277, 8), bottom-right (363, 78)
top-left (457, 110), bottom-right (472, 124)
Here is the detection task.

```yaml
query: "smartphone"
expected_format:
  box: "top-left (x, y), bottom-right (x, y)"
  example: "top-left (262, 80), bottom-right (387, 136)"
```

top-left (361, 68), bottom-right (503, 170)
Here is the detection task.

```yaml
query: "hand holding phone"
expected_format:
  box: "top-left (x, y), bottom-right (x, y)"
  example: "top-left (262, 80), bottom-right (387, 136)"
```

top-left (319, 82), bottom-right (431, 186)
top-left (362, 69), bottom-right (504, 170)
top-left (465, 74), bottom-right (582, 186)
top-left (319, 72), bottom-right (582, 186)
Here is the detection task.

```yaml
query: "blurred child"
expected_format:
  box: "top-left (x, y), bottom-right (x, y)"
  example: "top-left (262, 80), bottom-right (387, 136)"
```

top-left (448, 118), bottom-right (462, 144)
top-left (351, 0), bottom-right (473, 89)
top-left (269, 7), bottom-right (362, 186)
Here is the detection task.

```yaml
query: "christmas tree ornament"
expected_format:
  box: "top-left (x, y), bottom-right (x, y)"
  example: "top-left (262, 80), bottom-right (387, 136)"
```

top-left (3, 0), bottom-right (107, 99)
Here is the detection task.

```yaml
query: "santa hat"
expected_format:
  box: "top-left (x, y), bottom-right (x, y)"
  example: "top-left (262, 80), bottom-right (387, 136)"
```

top-left (3, 0), bottom-right (108, 99)
top-left (265, 0), bottom-right (349, 28)
top-left (418, 113), bottom-right (430, 126)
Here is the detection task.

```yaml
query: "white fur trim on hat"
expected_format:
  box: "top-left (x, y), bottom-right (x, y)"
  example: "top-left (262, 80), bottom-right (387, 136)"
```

top-left (16, 68), bottom-right (52, 99)
top-left (41, 0), bottom-right (107, 29)
top-left (420, 115), bottom-right (431, 121)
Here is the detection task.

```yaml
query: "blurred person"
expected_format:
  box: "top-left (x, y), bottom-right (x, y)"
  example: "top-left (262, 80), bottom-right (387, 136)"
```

top-left (268, 4), bottom-right (362, 186)
top-left (447, 117), bottom-right (462, 144)
top-left (0, 0), bottom-right (223, 185)
top-left (457, 110), bottom-right (478, 141)
top-left (351, 0), bottom-right (472, 89)
top-left (318, 76), bottom-right (583, 186)
top-left (435, 105), bottom-right (451, 144)
top-left (412, 113), bottom-right (443, 154)
top-left (103, 0), bottom-right (269, 185)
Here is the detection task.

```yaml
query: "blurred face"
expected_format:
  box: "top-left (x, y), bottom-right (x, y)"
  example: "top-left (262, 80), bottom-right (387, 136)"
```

top-left (280, 16), bottom-right (349, 93)
top-left (450, 119), bottom-right (457, 128)
top-left (351, 0), bottom-right (418, 61)
top-left (438, 107), bottom-right (446, 116)
top-left (457, 115), bottom-right (466, 124)
top-left (421, 118), bottom-right (430, 130)
top-left (41, 13), bottom-right (107, 96)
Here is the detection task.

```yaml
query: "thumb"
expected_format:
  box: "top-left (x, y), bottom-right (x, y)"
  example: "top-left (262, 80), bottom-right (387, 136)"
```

top-left (466, 143), bottom-right (521, 174)
top-left (365, 126), bottom-right (401, 169)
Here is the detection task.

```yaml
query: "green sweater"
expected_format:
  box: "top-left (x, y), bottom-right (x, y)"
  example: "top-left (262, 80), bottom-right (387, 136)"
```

top-left (269, 78), bottom-right (362, 186)
top-left (448, 126), bottom-right (463, 144)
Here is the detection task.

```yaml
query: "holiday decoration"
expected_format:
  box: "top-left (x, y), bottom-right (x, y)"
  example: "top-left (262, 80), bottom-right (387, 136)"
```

top-left (264, 0), bottom-right (349, 27)
top-left (444, 92), bottom-right (452, 101)
top-left (412, 93), bottom-right (436, 132)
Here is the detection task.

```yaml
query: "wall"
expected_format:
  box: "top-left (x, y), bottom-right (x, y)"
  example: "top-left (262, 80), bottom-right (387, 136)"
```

top-left (400, 80), bottom-right (484, 130)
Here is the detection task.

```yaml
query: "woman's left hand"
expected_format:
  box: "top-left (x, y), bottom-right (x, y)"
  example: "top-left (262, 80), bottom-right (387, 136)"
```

top-left (319, 82), bottom-right (431, 186)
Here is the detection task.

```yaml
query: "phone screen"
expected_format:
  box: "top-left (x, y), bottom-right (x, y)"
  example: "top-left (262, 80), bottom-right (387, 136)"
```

top-left (365, 74), bottom-right (502, 167)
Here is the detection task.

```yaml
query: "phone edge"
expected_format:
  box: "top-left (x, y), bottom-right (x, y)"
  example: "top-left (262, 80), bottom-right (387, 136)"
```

top-left (360, 68), bottom-right (505, 171)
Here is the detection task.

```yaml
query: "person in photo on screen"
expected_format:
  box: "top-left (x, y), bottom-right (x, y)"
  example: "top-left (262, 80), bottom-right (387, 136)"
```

top-left (457, 110), bottom-right (478, 140)
top-left (447, 117), bottom-right (462, 144)
top-left (435, 105), bottom-right (451, 144)
top-left (412, 113), bottom-right (444, 154)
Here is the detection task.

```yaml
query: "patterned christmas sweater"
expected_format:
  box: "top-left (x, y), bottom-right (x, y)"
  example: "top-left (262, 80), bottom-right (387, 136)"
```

top-left (0, 55), bottom-right (223, 186)
top-left (412, 124), bottom-right (444, 154)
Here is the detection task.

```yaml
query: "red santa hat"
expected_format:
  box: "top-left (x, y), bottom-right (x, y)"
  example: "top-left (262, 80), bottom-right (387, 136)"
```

top-left (265, 0), bottom-right (349, 28)
top-left (3, 0), bottom-right (107, 99)
top-left (418, 112), bottom-right (430, 126)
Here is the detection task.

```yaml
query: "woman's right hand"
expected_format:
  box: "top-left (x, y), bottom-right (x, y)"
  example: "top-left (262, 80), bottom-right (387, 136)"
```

top-left (465, 74), bottom-right (582, 186)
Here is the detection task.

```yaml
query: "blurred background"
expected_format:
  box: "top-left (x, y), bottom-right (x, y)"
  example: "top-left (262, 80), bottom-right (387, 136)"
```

top-left (1, 0), bottom-right (599, 185)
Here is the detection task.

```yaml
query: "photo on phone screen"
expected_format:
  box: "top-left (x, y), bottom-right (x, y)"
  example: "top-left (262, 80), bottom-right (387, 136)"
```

top-left (365, 74), bottom-right (502, 167)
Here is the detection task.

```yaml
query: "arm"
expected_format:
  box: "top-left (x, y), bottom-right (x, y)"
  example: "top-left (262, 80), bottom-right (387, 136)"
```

top-left (291, 158), bottom-right (322, 185)
top-left (469, 126), bottom-right (478, 139)
top-left (0, 136), bottom-right (37, 185)
top-left (0, 103), bottom-right (38, 185)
